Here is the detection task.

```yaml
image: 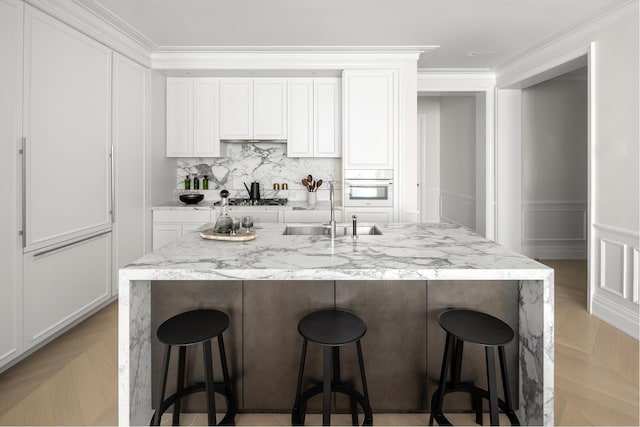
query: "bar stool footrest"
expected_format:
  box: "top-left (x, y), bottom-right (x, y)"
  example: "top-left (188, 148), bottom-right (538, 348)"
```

top-left (292, 382), bottom-right (373, 426)
top-left (430, 383), bottom-right (519, 426)
top-left (157, 381), bottom-right (238, 426)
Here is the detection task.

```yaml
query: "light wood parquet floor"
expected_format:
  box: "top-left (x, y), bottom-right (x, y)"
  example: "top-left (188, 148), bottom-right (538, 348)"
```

top-left (0, 260), bottom-right (637, 426)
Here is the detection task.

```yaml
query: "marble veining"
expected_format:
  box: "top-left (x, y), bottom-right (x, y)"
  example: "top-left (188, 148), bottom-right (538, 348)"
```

top-left (176, 143), bottom-right (341, 202)
top-left (119, 222), bottom-right (554, 426)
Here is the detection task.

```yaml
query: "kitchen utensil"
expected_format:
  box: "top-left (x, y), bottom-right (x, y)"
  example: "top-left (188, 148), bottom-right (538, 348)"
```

top-left (244, 182), bottom-right (261, 200)
top-left (316, 179), bottom-right (323, 190)
top-left (179, 193), bottom-right (204, 204)
top-left (302, 178), bottom-right (308, 188)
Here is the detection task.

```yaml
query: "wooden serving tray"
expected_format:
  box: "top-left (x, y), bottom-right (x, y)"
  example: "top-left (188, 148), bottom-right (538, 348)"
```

top-left (200, 228), bottom-right (257, 241)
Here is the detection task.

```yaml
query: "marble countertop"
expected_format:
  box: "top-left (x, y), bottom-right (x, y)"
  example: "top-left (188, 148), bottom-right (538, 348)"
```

top-left (152, 200), bottom-right (339, 211)
top-left (122, 222), bottom-right (552, 282)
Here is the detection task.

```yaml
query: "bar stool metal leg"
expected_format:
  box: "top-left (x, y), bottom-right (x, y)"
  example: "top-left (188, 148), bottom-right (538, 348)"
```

top-left (356, 340), bottom-right (372, 426)
top-left (154, 345), bottom-right (172, 426)
top-left (292, 339), bottom-right (308, 425)
top-left (498, 346), bottom-right (513, 412)
top-left (322, 346), bottom-right (332, 426)
top-left (173, 346), bottom-right (187, 426)
top-left (485, 346), bottom-right (499, 426)
top-left (203, 340), bottom-right (218, 426)
top-left (430, 332), bottom-right (454, 426)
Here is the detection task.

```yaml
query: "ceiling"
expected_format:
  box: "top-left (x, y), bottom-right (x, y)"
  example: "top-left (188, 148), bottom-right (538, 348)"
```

top-left (88, 0), bottom-right (619, 69)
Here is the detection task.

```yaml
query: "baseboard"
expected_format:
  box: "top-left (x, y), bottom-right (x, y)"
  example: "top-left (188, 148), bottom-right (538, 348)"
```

top-left (591, 293), bottom-right (640, 340)
top-left (522, 244), bottom-right (587, 260)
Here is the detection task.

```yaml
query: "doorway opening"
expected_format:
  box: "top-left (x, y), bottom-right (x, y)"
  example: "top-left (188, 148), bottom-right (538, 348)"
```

top-left (417, 92), bottom-right (488, 237)
top-left (520, 65), bottom-right (589, 302)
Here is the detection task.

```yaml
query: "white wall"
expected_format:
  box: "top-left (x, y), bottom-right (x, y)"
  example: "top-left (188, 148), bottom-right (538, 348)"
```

top-left (521, 75), bottom-right (588, 259)
top-left (496, 1), bottom-right (639, 338)
top-left (147, 71), bottom-right (176, 251)
top-left (440, 96), bottom-right (476, 230)
top-left (417, 96), bottom-right (440, 222)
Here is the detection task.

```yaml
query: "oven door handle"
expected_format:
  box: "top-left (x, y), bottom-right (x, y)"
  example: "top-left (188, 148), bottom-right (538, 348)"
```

top-left (345, 180), bottom-right (393, 187)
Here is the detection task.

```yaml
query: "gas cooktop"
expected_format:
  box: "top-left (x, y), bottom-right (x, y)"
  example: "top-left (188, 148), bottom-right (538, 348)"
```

top-left (213, 198), bottom-right (288, 207)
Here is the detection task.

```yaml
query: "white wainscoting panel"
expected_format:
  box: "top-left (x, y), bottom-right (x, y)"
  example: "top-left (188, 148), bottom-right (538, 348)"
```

top-left (440, 191), bottom-right (475, 231)
top-left (592, 223), bottom-right (640, 339)
top-left (599, 239), bottom-right (625, 297)
top-left (633, 248), bottom-right (639, 304)
top-left (521, 201), bottom-right (587, 259)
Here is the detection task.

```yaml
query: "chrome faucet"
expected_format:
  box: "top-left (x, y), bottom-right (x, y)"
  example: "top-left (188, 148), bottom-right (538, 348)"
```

top-left (329, 182), bottom-right (337, 239)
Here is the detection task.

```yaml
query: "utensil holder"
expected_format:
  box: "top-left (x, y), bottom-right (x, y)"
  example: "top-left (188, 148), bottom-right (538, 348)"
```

top-left (307, 192), bottom-right (317, 207)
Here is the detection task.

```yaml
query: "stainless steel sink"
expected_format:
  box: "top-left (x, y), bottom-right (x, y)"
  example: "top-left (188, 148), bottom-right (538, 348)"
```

top-left (282, 224), bottom-right (383, 236)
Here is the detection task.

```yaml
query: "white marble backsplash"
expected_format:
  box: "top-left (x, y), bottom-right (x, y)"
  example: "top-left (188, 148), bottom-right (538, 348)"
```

top-left (176, 143), bottom-right (341, 201)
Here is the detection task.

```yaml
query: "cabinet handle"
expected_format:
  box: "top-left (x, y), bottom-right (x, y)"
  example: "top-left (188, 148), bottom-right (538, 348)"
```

top-left (21, 137), bottom-right (26, 248)
top-left (110, 145), bottom-right (115, 223)
top-left (32, 230), bottom-right (111, 258)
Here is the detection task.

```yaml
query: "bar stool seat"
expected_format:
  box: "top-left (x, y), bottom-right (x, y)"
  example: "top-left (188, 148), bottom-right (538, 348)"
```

top-left (292, 309), bottom-right (373, 426)
top-left (430, 309), bottom-right (520, 426)
top-left (153, 309), bottom-right (237, 426)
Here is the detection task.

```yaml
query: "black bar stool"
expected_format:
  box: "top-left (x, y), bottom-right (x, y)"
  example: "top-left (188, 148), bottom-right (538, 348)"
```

top-left (153, 309), bottom-right (237, 426)
top-left (291, 309), bottom-right (373, 426)
top-left (429, 309), bottom-right (520, 426)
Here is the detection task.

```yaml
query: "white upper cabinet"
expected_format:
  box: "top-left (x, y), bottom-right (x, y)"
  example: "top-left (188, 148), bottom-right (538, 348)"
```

top-left (343, 70), bottom-right (397, 169)
top-left (287, 79), bottom-right (314, 157)
top-left (253, 78), bottom-right (287, 139)
top-left (287, 77), bottom-right (341, 158)
top-left (219, 78), bottom-right (253, 139)
top-left (166, 77), bottom-right (220, 157)
top-left (220, 78), bottom-right (287, 140)
top-left (314, 78), bottom-right (341, 157)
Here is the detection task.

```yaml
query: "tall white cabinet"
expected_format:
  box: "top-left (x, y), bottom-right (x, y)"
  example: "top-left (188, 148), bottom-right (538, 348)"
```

top-left (1, 4), bottom-right (149, 372)
top-left (22, 5), bottom-right (112, 351)
top-left (343, 70), bottom-right (397, 169)
top-left (112, 54), bottom-right (148, 295)
top-left (0, 0), bottom-right (24, 368)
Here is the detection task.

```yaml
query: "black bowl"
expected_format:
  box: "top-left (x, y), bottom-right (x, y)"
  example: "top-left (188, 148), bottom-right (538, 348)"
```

top-left (179, 193), bottom-right (204, 204)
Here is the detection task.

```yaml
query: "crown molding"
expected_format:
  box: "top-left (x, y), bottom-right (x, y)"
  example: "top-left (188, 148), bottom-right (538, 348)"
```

top-left (151, 46), bottom-right (437, 70)
top-left (25, 0), bottom-right (153, 66)
top-left (495, 0), bottom-right (637, 71)
top-left (418, 68), bottom-right (494, 76)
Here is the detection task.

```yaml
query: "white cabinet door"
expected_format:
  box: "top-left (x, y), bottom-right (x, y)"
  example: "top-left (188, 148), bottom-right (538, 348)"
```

top-left (112, 53), bottom-right (147, 296)
top-left (253, 78), bottom-right (287, 139)
top-left (152, 209), bottom-right (212, 250)
top-left (227, 208), bottom-right (281, 223)
top-left (167, 78), bottom-right (220, 157)
top-left (343, 70), bottom-right (396, 169)
top-left (343, 207), bottom-right (394, 224)
top-left (193, 79), bottom-right (220, 157)
top-left (152, 224), bottom-right (182, 250)
top-left (220, 79), bottom-right (253, 139)
top-left (23, 232), bottom-right (111, 349)
top-left (0, 0), bottom-right (23, 368)
top-left (287, 79), bottom-right (314, 157)
top-left (166, 78), bottom-right (193, 156)
top-left (314, 78), bottom-right (341, 157)
top-left (23, 6), bottom-right (112, 251)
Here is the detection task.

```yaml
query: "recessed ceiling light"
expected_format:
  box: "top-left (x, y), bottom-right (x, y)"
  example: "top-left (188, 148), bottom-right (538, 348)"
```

top-left (184, 71), bottom-right (191, 75)
top-left (466, 52), bottom-right (480, 57)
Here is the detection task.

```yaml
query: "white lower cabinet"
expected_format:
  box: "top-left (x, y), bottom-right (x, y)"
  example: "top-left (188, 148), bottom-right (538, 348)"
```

top-left (227, 208), bottom-right (281, 223)
top-left (152, 210), bottom-right (213, 250)
top-left (343, 207), bottom-right (394, 224)
top-left (23, 232), bottom-right (111, 349)
top-left (283, 210), bottom-right (342, 223)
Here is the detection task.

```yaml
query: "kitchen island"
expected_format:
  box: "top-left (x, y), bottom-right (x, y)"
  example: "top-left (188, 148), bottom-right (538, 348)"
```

top-left (118, 222), bottom-right (553, 426)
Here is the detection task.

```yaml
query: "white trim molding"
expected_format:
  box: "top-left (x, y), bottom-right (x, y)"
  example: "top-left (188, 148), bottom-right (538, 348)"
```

top-left (592, 223), bottom-right (640, 339)
top-left (440, 191), bottom-right (476, 231)
top-left (26, 0), bottom-right (152, 66)
top-left (521, 201), bottom-right (587, 259)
